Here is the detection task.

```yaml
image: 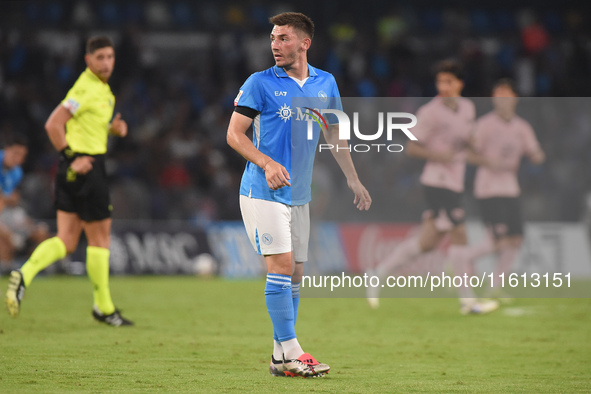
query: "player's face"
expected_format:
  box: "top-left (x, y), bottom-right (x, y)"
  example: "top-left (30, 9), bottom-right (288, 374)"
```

top-left (270, 25), bottom-right (309, 69)
top-left (492, 85), bottom-right (518, 113)
top-left (85, 46), bottom-right (115, 82)
top-left (3, 145), bottom-right (27, 168)
top-left (436, 72), bottom-right (464, 97)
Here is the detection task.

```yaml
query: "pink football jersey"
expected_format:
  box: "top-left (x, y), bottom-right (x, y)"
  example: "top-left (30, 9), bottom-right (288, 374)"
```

top-left (473, 111), bottom-right (541, 198)
top-left (411, 97), bottom-right (476, 193)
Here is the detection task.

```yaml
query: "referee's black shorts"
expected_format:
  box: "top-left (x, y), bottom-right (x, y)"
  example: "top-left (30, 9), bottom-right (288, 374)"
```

top-left (478, 197), bottom-right (523, 239)
top-left (54, 153), bottom-right (112, 222)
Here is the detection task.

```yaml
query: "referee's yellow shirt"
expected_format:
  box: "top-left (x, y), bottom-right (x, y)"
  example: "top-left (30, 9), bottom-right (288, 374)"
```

top-left (61, 68), bottom-right (115, 155)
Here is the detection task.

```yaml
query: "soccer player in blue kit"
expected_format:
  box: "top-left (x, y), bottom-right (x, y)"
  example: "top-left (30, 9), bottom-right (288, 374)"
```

top-left (0, 136), bottom-right (28, 215)
top-left (227, 12), bottom-right (372, 377)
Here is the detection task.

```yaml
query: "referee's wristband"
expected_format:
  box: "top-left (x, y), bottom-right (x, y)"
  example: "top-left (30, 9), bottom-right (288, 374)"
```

top-left (60, 146), bottom-right (75, 161)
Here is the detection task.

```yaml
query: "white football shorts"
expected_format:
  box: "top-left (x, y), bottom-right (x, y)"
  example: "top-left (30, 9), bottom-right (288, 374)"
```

top-left (239, 195), bottom-right (310, 262)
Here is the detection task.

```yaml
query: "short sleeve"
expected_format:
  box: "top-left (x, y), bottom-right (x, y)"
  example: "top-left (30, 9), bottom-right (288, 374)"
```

top-left (234, 74), bottom-right (264, 112)
top-left (327, 75), bottom-right (343, 125)
top-left (61, 81), bottom-right (87, 116)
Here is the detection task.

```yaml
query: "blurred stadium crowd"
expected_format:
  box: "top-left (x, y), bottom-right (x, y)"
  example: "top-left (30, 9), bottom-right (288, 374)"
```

top-left (1, 0), bottom-right (590, 224)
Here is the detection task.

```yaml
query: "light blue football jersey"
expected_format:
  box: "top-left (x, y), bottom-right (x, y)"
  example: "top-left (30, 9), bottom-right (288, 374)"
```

top-left (235, 64), bottom-right (342, 206)
top-left (0, 150), bottom-right (24, 196)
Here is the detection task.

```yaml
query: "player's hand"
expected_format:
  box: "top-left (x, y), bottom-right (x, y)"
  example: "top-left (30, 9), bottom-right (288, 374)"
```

top-left (70, 156), bottom-right (95, 175)
top-left (110, 113), bottom-right (128, 137)
top-left (347, 178), bottom-right (372, 211)
top-left (264, 160), bottom-right (291, 190)
top-left (432, 151), bottom-right (455, 164)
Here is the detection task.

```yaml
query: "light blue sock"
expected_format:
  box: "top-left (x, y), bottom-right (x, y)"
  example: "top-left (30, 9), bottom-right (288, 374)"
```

top-left (265, 273), bottom-right (295, 342)
top-left (292, 282), bottom-right (301, 326)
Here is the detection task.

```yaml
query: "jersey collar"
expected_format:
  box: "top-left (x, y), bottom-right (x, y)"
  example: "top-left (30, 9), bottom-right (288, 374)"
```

top-left (273, 64), bottom-right (318, 78)
top-left (84, 67), bottom-right (108, 85)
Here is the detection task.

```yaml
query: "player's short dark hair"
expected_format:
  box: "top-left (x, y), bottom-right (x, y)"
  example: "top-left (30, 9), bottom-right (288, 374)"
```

top-left (86, 36), bottom-right (114, 54)
top-left (433, 59), bottom-right (464, 80)
top-left (492, 78), bottom-right (517, 94)
top-left (4, 134), bottom-right (28, 148)
top-left (269, 12), bottom-right (315, 39)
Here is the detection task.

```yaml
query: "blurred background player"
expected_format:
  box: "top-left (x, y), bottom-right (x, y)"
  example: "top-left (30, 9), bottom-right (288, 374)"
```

top-left (227, 12), bottom-right (371, 377)
top-left (367, 60), bottom-right (498, 314)
top-left (5, 36), bottom-right (133, 326)
top-left (0, 189), bottom-right (51, 273)
top-left (0, 135), bottom-right (28, 215)
top-left (0, 135), bottom-right (29, 271)
top-left (467, 78), bottom-right (545, 299)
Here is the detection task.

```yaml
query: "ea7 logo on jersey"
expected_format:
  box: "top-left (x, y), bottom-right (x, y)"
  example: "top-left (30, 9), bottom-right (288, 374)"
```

top-left (275, 91), bottom-right (287, 96)
top-left (234, 90), bottom-right (244, 106)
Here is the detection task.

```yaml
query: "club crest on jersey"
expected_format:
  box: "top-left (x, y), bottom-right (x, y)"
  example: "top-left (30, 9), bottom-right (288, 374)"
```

top-left (234, 90), bottom-right (244, 106)
top-left (318, 90), bottom-right (327, 102)
top-left (276, 104), bottom-right (292, 122)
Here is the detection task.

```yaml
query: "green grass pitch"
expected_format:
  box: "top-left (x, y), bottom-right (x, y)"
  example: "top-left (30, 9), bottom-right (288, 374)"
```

top-left (1, 276), bottom-right (589, 392)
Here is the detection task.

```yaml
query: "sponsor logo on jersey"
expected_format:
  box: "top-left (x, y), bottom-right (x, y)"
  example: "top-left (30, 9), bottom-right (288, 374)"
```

top-left (65, 98), bottom-right (80, 114)
top-left (276, 104), bottom-right (293, 122)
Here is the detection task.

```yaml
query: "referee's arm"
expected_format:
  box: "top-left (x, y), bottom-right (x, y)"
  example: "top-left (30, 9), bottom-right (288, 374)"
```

top-left (45, 104), bottom-right (72, 152)
top-left (226, 110), bottom-right (290, 190)
top-left (45, 104), bottom-right (94, 174)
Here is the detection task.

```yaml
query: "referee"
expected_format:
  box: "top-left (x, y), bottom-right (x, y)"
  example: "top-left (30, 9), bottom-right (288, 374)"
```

top-left (5, 36), bottom-right (133, 326)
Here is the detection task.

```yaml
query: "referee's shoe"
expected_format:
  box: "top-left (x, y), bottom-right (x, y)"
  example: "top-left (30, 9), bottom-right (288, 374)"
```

top-left (92, 305), bottom-right (134, 327)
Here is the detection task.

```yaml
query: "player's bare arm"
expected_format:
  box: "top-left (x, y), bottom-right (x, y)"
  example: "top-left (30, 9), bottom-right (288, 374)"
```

top-left (528, 148), bottom-right (545, 165)
top-left (322, 124), bottom-right (372, 210)
top-left (226, 111), bottom-right (291, 190)
top-left (406, 140), bottom-right (454, 163)
top-left (45, 104), bottom-right (94, 175)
